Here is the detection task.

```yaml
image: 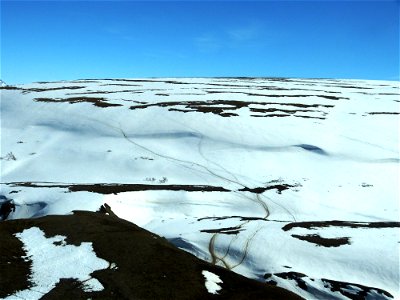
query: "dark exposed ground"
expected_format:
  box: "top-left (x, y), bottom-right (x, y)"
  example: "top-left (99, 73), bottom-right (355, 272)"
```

top-left (282, 220), bottom-right (400, 231)
top-left (368, 112), bottom-right (400, 115)
top-left (34, 95), bottom-right (335, 118)
top-left (290, 234), bottom-right (351, 247)
top-left (34, 96), bottom-right (122, 108)
top-left (239, 183), bottom-right (301, 194)
top-left (128, 99), bottom-right (333, 118)
top-left (5, 182), bottom-right (303, 195)
top-left (8, 182), bottom-right (230, 194)
top-left (200, 225), bottom-right (244, 235)
top-left (0, 210), bottom-right (303, 300)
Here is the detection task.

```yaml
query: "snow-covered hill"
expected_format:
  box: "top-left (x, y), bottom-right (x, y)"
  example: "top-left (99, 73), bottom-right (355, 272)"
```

top-left (1, 78), bottom-right (399, 299)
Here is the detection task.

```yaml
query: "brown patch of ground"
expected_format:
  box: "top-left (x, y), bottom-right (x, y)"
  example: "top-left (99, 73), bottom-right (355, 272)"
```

top-left (291, 234), bottom-right (350, 247)
top-left (368, 112), bottom-right (400, 115)
top-left (249, 108), bottom-right (319, 114)
top-left (0, 210), bottom-right (303, 299)
top-left (0, 223), bottom-right (31, 297)
top-left (0, 86), bottom-right (20, 90)
top-left (34, 97), bottom-right (122, 108)
top-left (8, 182), bottom-right (304, 195)
top-left (8, 182), bottom-right (230, 194)
top-left (198, 216), bottom-right (266, 222)
top-left (293, 115), bottom-right (326, 120)
top-left (200, 226), bottom-right (243, 235)
top-left (168, 107), bottom-right (239, 117)
top-left (269, 272), bottom-right (308, 290)
top-left (104, 79), bottom-right (192, 85)
top-left (0, 86), bottom-right (85, 93)
top-left (239, 183), bottom-right (300, 194)
top-left (40, 279), bottom-right (89, 300)
top-left (129, 100), bottom-right (333, 118)
top-left (130, 100), bottom-right (333, 111)
top-left (282, 220), bottom-right (400, 231)
top-left (251, 114), bottom-right (292, 118)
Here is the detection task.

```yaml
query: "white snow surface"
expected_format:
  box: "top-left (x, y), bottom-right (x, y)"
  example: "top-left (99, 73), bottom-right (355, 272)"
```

top-left (202, 270), bottom-right (223, 294)
top-left (1, 78), bottom-right (399, 299)
top-left (4, 227), bottom-right (110, 300)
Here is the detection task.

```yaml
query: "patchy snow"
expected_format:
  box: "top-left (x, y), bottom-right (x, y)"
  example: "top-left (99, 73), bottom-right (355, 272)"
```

top-left (202, 270), bottom-right (223, 294)
top-left (1, 78), bottom-right (399, 299)
top-left (5, 227), bottom-right (110, 300)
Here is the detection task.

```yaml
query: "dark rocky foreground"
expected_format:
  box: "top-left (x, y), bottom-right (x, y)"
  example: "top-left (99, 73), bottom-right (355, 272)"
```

top-left (0, 210), bottom-right (303, 299)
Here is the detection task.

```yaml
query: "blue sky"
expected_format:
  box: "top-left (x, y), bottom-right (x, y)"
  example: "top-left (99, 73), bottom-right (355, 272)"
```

top-left (1, 1), bottom-right (399, 83)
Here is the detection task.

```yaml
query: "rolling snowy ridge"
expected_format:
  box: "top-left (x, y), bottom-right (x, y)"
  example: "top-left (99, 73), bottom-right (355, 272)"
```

top-left (1, 78), bottom-right (399, 299)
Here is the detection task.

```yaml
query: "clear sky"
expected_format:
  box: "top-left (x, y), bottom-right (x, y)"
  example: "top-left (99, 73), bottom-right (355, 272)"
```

top-left (1, 1), bottom-right (399, 84)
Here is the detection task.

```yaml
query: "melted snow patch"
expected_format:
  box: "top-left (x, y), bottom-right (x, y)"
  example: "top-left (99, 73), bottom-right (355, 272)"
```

top-left (202, 270), bottom-right (223, 294)
top-left (6, 227), bottom-right (110, 300)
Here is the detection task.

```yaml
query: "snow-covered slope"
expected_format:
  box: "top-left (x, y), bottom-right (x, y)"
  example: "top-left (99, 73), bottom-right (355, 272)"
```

top-left (1, 78), bottom-right (399, 299)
